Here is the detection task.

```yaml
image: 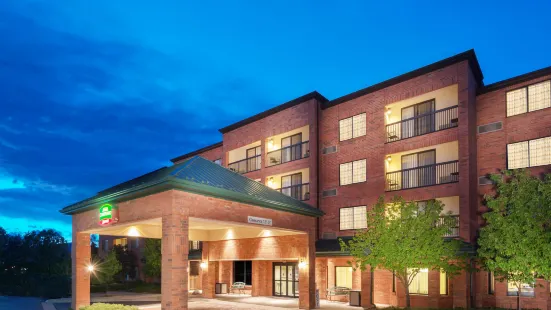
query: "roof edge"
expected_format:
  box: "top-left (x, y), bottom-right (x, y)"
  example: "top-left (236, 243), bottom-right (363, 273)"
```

top-left (170, 141), bottom-right (223, 163)
top-left (323, 49), bottom-right (484, 110)
top-left (478, 65), bottom-right (551, 95)
top-left (218, 91), bottom-right (328, 134)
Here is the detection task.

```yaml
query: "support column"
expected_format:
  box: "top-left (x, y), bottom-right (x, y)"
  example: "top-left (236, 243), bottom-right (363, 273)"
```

top-left (299, 232), bottom-right (316, 309)
top-left (452, 270), bottom-right (470, 309)
top-left (71, 232), bottom-right (91, 310)
top-left (361, 268), bottom-right (374, 309)
top-left (252, 260), bottom-right (261, 297)
top-left (315, 258), bottom-right (328, 300)
top-left (161, 201), bottom-right (189, 310)
top-left (200, 241), bottom-right (220, 298)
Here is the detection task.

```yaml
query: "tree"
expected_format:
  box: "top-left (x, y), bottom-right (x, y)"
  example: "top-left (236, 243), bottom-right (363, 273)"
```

top-left (113, 244), bottom-right (138, 281)
top-left (143, 239), bottom-right (161, 278)
top-left (98, 249), bottom-right (122, 291)
top-left (478, 170), bottom-right (551, 310)
top-left (341, 196), bottom-right (467, 308)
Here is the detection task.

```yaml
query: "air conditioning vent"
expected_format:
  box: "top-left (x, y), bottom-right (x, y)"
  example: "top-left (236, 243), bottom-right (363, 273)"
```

top-left (322, 145), bottom-right (337, 155)
top-left (322, 232), bottom-right (337, 240)
top-left (479, 176), bottom-right (494, 186)
top-left (478, 121), bottom-right (503, 134)
top-left (322, 188), bottom-right (337, 197)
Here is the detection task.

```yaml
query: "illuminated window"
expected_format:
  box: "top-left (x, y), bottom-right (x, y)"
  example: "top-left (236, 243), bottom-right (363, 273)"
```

top-left (114, 238), bottom-right (127, 247)
top-left (507, 281), bottom-right (535, 297)
top-left (340, 159), bottom-right (366, 185)
top-left (440, 270), bottom-right (448, 295)
top-left (507, 80), bottom-right (551, 117)
top-left (340, 206), bottom-right (367, 230)
top-left (339, 113), bottom-right (366, 141)
top-left (336, 266), bottom-right (353, 289)
top-left (507, 137), bottom-right (551, 169)
top-left (408, 268), bottom-right (428, 295)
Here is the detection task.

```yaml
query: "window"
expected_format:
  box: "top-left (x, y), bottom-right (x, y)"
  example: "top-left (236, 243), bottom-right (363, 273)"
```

top-left (336, 267), bottom-right (353, 289)
top-left (408, 268), bottom-right (428, 295)
top-left (488, 272), bottom-right (495, 295)
top-left (114, 238), bottom-right (127, 247)
top-left (189, 261), bottom-right (200, 276)
top-left (507, 281), bottom-right (535, 297)
top-left (340, 206), bottom-right (367, 230)
top-left (440, 270), bottom-right (448, 295)
top-left (392, 272), bottom-right (396, 292)
top-left (233, 261), bottom-right (252, 285)
top-left (339, 113), bottom-right (366, 141)
top-left (507, 80), bottom-right (551, 117)
top-left (189, 241), bottom-right (201, 250)
top-left (213, 158), bottom-right (222, 165)
top-left (507, 136), bottom-right (551, 169)
top-left (340, 159), bottom-right (366, 185)
top-left (103, 239), bottom-right (109, 252)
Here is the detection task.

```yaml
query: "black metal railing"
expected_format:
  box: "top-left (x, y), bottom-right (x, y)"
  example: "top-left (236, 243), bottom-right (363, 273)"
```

top-left (228, 155), bottom-right (261, 174)
top-left (266, 141), bottom-right (310, 167)
top-left (437, 215), bottom-right (460, 237)
top-left (276, 183), bottom-right (310, 201)
top-left (385, 160), bottom-right (459, 191)
top-left (386, 106), bottom-right (458, 143)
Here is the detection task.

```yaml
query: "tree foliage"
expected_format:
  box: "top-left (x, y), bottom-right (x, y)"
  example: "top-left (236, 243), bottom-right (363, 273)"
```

top-left (341, 196), bottom-right (467, 308)
top-left (478, 170), bottom-right (551, 310)
top-left (96, 249), bottom-right (122, 291)
top-left (143, 239), bottom-right (162, 278)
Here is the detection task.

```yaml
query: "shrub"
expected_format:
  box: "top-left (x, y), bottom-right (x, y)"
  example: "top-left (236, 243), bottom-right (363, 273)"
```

top-left (79, 303), bottom-right (138, 310)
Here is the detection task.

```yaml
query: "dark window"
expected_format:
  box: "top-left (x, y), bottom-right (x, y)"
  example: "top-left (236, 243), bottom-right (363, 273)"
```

top-left (488, 272), bottom-right (494, 295)
top-left (478, 121), bottom-right (503, 134)
top-left (190, 261), bottom-right (200, 276)
top-left (392, 272), bottom-right (396, 292)
top-left (233, 261), bottom-right (252, 285)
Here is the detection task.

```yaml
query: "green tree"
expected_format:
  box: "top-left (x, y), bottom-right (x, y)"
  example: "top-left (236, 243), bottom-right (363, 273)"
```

top-left (341, 196), bottom-right (467, 308)
top-left (98, 249), bottom-right (122, 291)
top-left (478, 170), bottom-right (551, 310)
top-left (143, 239), bottom-right (162, 278)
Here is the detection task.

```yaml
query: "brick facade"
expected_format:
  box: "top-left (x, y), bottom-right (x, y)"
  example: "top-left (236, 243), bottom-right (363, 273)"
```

top-left (72, 51), bottom-right (551, 309)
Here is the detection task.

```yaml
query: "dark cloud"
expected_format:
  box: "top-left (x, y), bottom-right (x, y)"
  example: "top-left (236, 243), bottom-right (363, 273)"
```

top-left (0, 6), bottom-right (272, 239)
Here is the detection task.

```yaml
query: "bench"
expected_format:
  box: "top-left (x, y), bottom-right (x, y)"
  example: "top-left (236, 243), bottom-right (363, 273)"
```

top-left (326, 286), bottom-right (351, 301)
top-left (231, 282), bottom-right (246, 295)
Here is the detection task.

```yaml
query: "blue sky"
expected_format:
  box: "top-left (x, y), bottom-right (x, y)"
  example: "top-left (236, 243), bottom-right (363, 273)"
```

top-left (1, 0), bottom-right (550, 240)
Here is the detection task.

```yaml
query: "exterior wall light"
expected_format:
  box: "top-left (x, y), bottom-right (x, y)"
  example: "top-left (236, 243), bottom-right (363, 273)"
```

top-left (87, 264), bottom-right (95, 272)
top-left (200, 262), bottom-right (207, 269)
top-left (267, 177), bottom-right (275, 188)
top-left (267, 139), bottom-right (274, 150)
top-left (386, 108), bottom-right (392, 115)
top-left (386, 156), bottom-right (392, 162)
top-left (298, 260), bottom-right (307, 269)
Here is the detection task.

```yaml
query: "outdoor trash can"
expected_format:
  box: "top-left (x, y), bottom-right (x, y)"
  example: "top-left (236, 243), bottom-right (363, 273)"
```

top-left (215, 283), bottom-right (227, 294)
top-left (349, 290), bottom-right (361, 307)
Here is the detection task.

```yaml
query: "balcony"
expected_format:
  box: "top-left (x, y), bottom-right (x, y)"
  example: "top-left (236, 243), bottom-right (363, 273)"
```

top-left (386, 160), bottom-right (459, 191)
top-left (386, 106), bottom-right (458, 143)
top-left (437, 215), bottom-right (459, 237)
top-left (276, 183), bottom-right (310, 201)
top-left (228, 155), bottom-right (261, 174)
top-left (266, 141), bottom-right (310, 167)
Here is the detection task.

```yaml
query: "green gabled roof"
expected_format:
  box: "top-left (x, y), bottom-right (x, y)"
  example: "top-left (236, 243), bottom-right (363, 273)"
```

top-left (60, 156), bottom-right (324, 217)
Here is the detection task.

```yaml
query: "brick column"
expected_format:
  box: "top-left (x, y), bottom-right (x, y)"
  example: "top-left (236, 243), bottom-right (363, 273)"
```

top-left (452, 270), bottom-right (470, 308)
top-left (315, 258), bottom-right (328, 300)
top-left (361, 268), bottom-right (374, 309)
top-left (299, 232), bottom-right (316, 309)
top-left (71, 232), bottom-right (91, 310)
top-left (161, 203), bottom-right (189, 309)
top-left (252, 260), bottom-right (261, 296)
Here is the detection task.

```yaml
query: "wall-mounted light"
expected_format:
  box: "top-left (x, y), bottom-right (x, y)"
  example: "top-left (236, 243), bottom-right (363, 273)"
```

top-left (386, 156), bottom-right (392, 163)
top-left (298, 259), bottom-right (307, 269)
top-left (127, 226), bottom-right (141, 237)
top-left (267, 177), bottom-right (275, 188)
top-left (200, 262), bottom-right (207, 269)
top-left (87, 264), bottom-right (95, 273)
top-left (385, 108), bottom-right (392, 115)
top-left (267, 139), bottom-right (274, 150)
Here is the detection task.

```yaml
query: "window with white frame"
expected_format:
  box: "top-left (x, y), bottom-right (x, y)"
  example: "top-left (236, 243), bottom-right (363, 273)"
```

top-left (335, 266), bottom-right (353, 289)
top-left (507, 281), bottom-right (535, 297)
top-left (339, 113), bottom-right (366, 141)
top-left (507, 80), bottom-right (551, 117)
top-left (340, 206), bottom-right (367, 230)
top-left (340, 159), bottom-right (366, 185)
top-left (507, 136), bottom-right (551, 169)
top-left (408, 268), bottom-right (429, 295)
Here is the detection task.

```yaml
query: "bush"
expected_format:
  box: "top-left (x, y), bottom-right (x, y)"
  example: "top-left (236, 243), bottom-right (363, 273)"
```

top-left (79, 303), bottom-right (138, 310)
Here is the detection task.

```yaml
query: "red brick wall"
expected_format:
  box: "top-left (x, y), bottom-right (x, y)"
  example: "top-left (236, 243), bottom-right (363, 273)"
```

top-left (172, 145), bottom-right (224, 165)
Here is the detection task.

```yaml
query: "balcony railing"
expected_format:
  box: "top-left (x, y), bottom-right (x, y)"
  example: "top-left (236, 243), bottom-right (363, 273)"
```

top-left (437, 215), bottom-right (460, 237)
top-left (228, 155), bottom-right (261, 174)
top-left (386, 160), bottom-right (459, 191)
top-left (386, 106), bottom-right (458, 143)
top-left (276, 183), bottom-right (310, 201)
top-left (266, 141), bottom-right (310, 167)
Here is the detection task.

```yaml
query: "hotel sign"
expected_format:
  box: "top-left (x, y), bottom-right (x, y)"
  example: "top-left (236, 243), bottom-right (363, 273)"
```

top-left (99, 203), bottom-right (119, 226)
top-left (247, 216), bottom-right (272, 226)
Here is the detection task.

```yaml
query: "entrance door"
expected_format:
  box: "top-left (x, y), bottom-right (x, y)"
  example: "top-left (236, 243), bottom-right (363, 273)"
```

top-left (273, 262), bottom-right (299, 297)
top-left (401, 150), bottom-right (436, 189)
top-left (281, 173), bottom-right (302, 200)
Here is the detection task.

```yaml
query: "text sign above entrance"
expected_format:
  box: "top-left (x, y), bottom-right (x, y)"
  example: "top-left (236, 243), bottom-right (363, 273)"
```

top-left (247, 216), bottom-right (272, 226)
top-left (98, 203), bottom-right (119, 226)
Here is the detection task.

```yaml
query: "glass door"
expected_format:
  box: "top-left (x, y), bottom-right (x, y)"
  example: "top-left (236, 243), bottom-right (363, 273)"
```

top-left (281, 133), bottom-right (302, 163)
top-left (273, 262), bottom-right (299, 297)
top-left (281, 173), bottom-right (302, 199)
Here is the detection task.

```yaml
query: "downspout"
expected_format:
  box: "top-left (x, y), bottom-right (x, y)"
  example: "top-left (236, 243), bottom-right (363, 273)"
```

top-left (316, 99), bottom-right (321, 240)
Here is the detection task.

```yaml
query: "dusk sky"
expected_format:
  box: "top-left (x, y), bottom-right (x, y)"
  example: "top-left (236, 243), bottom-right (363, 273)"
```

top-left (1, 0), bottom-right (550, 240)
